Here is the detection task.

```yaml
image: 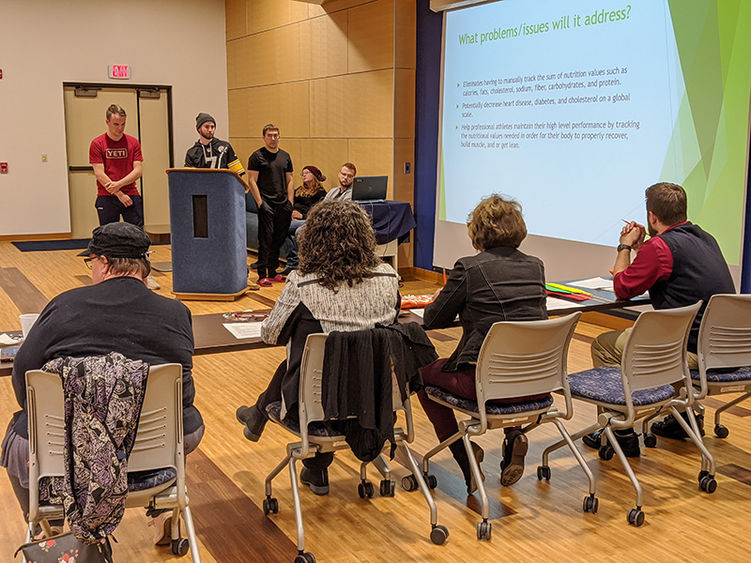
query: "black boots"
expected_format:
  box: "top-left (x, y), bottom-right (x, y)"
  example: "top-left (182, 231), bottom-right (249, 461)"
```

top-left (236, 404), bottom-right (268, 441)
top-left (449, 441), bottom-right (485, 494)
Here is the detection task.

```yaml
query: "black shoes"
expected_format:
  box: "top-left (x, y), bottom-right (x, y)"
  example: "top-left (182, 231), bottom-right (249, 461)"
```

top-left (582, 429), bottom-right (641, 457)
top-left (300, 467), bottom-right (330, 495)
top-left (500, 429), bottom-right (528, 486)
top-left (651, 411), bottom-right (705, 440)
top-left (236, 404), bottom-right (268, 442)
top-left (582, 430), bottom-right (603, 450)
top-left (450, 441), bottom-right (485, 494)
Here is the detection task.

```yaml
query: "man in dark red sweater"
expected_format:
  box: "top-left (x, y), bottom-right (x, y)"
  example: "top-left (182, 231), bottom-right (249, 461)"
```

top-left (586, 182), bottom-right (735, 450)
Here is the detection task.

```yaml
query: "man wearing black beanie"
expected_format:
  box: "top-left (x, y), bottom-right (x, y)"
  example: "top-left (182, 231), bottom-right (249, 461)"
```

top-left (184, 112), bottom-right (245, 177)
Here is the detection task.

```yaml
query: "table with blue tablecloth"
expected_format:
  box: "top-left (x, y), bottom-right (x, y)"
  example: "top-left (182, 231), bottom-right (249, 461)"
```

top-left (356, 201), bottom-right (416, 270)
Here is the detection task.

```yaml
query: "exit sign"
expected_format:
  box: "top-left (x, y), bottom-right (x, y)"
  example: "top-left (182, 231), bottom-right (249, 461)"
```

top-left (108, 64), bottom-right (130, 79)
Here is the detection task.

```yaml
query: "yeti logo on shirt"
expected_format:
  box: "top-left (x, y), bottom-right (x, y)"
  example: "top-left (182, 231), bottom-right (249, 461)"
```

top-left (106, 148), bottom-right (128, 159)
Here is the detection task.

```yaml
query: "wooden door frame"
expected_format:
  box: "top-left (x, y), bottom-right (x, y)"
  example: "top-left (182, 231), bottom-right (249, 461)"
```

top-left (62, 82), bottom-right (175, 176)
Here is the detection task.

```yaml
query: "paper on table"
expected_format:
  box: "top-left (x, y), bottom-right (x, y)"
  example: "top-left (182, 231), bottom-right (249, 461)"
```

top-left (223, 322), bottom-right (263, 340)
top-left (569, 277), bottom-right (614, 291)
top-left (546, 296), bottom-right (577, 311)
top-left (410, 308), bottom-right (425, 318)
top-left (0, 333), bottom-right (22, 346)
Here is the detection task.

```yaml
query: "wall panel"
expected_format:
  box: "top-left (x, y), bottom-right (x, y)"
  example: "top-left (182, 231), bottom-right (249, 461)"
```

top-left (347, 0), bottom-right (394, 72)
top-left (226, 0), bottom-right (247, 40)
top-left (394, 69), bottom-right (416, 139)
top-left (309, 71), bottom-right (393, 138)
top-left (395, 0), bottom-right (417, 68)
top-left (248, 0), bottom-right (309, 35)
top-left (308, 11), bottom-right (349, 78)
top-left (229, 82), bottom-right (310, 139)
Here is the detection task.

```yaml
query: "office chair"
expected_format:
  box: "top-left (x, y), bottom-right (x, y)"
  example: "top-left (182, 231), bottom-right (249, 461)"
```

top-left (25, 363), bottom-right (201, 560)
top-left (419, 313), bottom-right (597, 540)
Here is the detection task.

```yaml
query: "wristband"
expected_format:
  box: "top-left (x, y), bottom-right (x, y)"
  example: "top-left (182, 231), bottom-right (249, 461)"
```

top-left (616, 244), bottom-right (632, 252)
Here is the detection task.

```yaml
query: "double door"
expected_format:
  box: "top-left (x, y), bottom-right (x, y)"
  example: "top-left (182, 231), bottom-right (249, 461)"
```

top-left (63, 84), bottom-right (172, 238)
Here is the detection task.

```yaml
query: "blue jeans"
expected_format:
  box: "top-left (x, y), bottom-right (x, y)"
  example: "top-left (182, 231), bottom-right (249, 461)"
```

top-left (285, 219), bottom-right (306, 268)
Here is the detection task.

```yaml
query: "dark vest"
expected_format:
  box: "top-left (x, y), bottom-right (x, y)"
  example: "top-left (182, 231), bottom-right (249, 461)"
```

top-left (650, 223), bottom-right (735, 352)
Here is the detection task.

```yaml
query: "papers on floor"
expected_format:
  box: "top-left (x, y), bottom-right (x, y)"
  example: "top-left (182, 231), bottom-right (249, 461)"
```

top-left (409, 308), bottom-right (425, 318)
top-left (569, 277), bottom-right (614, 291)
top-left (546, 297), bottom-right (577, 311)
top-left (223, 322), bottom-right (263, 340)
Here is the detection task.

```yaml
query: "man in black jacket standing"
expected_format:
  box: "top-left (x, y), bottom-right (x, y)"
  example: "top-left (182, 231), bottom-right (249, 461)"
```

top-left (184, 112), bottom-right (245, 176)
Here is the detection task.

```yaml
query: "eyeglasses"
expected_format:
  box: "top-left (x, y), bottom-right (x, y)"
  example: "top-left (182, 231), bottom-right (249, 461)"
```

top-left (83, 257), bottom-right (95, 269)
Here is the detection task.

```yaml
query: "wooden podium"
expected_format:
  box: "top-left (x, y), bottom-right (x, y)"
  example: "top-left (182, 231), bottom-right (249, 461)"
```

top-left (166, 168), bottom-right (250, 301)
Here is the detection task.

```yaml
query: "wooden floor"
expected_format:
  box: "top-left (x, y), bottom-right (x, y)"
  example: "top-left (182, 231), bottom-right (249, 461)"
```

top-left (1, 241), bottom-right (750, 561)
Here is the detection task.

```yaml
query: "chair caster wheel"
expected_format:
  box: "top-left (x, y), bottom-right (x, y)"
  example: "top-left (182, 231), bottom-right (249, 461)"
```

top-left (401, 475), bottom-right (418, 492)
top-left (598, 445), bottom-right (614, 460)
top-left (698, 470), bottom-right (709, 483)
top-left (358, 480), bottom-right (375, 498)
top-left (627, 508), bottom-right (645, 526)
top-left (294, 552), bottom-right (316, 563)
top-left (263, 496), bottom-right (279, 515)
top-left (643, 433), bottom-right (657, 448)
top-left (583, 495), bottom-right (599, 513)
top-left (430, 524), bottom-right (449, 545)
top-left (714, 424), bottom-right (729, 438)
top-left (476, 520), bottom-right (492, 541)
top-left (171, 538), bottom-right (189, 556)
top-left (379, 479), bottom-right (395, 497)
top-left (537, 466), bottom-right (551, 480)
top-left (700, 475), bottom-right (717, 494)
top-left (424, 473), bottom-right (438, 489)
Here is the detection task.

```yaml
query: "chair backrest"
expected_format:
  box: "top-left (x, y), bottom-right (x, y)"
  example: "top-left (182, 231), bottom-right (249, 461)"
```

top-left (298, 333), bottom-right (328, 428)
top-left (297, 332), bottom-right (411, 447)
top-left (474, 312), bottom-right (581, 411)
top-left (26, 362), bottom-right (183, 518)
top-left (697, 294), bottom-right (751, 371)
top-left (26, 371), bottom-right (65, 483)
top-left (621, 302), bottom-right (701, 394)
top-left (128, 363), bottom-right (183, 473)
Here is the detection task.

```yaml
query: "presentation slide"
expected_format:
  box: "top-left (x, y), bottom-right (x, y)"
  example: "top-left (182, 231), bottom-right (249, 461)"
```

top-left (436, 0), bottom-right (751, 271)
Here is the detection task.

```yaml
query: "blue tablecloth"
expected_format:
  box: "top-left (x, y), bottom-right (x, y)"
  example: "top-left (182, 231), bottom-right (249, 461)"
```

top-left (357, 201), bottom-right (416, 245)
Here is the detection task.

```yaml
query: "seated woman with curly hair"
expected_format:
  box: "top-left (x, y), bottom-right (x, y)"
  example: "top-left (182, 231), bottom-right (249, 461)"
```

top-left (418, 194), bottom-right (548, 493)
top-left (236, 200), bottom-right (400, 494)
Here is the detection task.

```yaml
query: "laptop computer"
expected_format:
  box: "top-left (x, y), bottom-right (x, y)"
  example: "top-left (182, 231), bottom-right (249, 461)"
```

top-left (352, 176), bottom-right (388, 202)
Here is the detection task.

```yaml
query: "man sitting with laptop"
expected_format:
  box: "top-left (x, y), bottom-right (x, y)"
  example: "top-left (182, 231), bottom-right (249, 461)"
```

top-left (324, 162), bottom-right (357, 201)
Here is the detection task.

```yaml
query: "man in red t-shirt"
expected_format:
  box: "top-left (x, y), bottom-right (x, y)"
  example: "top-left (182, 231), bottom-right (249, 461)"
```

top-left (89, 104), bottom-right (144, 228)
top-left (89, 105), bottom-right (160, 289)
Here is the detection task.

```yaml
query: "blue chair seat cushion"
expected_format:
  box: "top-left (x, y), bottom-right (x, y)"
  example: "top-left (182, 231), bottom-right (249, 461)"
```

top-left (127, 467), bottom-right (177, 492)
top-left (38, 468), bottom-right (177, 498)
top-left (265, 401), bottom-right (344, 437)
top-left (690, 366), bottom-right (751, 383)
top-left (423, 385), bottom-right (554, 415)
top-left (568, 367), bottom-right (675, 406)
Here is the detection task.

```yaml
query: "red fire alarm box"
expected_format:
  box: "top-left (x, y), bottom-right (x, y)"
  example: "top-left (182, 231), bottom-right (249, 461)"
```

top-left (0, 162), bottom-right (8, 174)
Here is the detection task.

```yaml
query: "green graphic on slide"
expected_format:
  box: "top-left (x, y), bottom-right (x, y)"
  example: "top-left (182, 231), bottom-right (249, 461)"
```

top-left (665, 0), bottom-right (751, 265)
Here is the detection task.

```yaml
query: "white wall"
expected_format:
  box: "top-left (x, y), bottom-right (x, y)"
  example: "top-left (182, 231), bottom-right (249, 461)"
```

top-left (0, 0), bottom-right (228, 236)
